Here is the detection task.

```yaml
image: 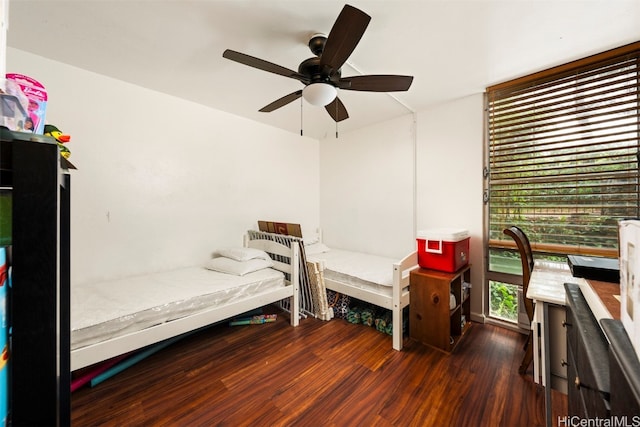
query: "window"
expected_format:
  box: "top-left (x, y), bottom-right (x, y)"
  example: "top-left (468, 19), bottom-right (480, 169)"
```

top-left (484, 41), bottom-right (640, 324)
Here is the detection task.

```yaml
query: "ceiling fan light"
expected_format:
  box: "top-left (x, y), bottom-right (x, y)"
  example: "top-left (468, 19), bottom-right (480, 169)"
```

top-left (302, 83), bottom-right (337, 106)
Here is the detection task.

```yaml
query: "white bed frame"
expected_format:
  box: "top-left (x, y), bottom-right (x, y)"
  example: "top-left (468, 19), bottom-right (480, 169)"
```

top-left (316, 235), bottom-right (418, 350)
top-left (71, 237), bottom-right (300, 371)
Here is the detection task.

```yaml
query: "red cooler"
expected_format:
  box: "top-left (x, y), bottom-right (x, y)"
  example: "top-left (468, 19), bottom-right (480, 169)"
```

top-left (417, 228), bottom-right (470, 272)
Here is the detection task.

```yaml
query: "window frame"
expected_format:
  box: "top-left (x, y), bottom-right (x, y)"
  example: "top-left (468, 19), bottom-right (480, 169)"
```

top-left (483, 41), bottom-right (640, 324)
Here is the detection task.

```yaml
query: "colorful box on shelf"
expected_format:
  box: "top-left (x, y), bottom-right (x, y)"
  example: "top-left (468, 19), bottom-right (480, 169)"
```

top-left (0, 247), bottom-right (8, 425)
top-left (1, 74), bottom-right (47, 134)
top-left (416, 228), bottom-right (470, 272)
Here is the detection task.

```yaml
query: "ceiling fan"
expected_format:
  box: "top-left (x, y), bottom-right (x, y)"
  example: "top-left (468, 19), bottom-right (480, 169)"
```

top-left (222, 4), bottom-right (414, 123)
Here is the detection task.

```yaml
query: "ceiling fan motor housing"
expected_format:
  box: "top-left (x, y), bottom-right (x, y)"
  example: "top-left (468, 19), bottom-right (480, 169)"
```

top-left (301, 34), bottom-right (340, 84)
top-left (298, 57), bottom-right (340, 84)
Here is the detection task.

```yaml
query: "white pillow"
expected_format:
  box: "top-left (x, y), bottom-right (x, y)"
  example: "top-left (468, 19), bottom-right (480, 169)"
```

top-left (305, 242), bottom-right (331, 255)
top-left (216, 247), bottom-right (271, 262)
top-left (205, 257), bottom-right (274, 276)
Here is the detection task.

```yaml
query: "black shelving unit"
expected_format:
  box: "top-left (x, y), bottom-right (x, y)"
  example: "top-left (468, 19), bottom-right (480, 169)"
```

top-left (0, 127), bottom-right (70, 426)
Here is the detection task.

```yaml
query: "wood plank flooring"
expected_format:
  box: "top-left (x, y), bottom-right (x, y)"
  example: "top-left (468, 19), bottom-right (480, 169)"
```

top-left (71, 308), bottom-right (567, 426)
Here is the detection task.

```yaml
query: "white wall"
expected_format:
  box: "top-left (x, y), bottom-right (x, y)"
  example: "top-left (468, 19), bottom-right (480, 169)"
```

top-left (7, 48), bottom-right (320, 286)
top-left (319, 113), bottom-right (415, 258)
top-left (319, 96), bottom-right (485, 320)
top-left (416, 94), bottom-right (485, 320)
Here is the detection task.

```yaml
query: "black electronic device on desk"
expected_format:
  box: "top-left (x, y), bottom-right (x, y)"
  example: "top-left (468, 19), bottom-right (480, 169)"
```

top-left (567, 255), bottom-right (620, 283)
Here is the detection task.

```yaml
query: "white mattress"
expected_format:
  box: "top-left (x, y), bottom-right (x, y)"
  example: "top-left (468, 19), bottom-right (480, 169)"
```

top-left (71, 266), bottom-right (285, 350)
top-left (306, 248), bottom-right (396, 293)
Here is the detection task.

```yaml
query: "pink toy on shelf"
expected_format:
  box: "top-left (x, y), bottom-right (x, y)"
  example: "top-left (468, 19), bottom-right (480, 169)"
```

top-left (4, 73), bottom-right (47, 134)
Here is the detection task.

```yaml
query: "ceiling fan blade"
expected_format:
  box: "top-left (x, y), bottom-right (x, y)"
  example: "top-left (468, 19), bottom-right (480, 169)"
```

top-left (325, 97), bottom-right (349, 122)
top-left (337, 75), bottom-right (414, 92)
top-left (320, 5), bottom-right (371, 74)
top-left (223, 49), bottom-right (310, 83)
top-left (259, 90), bottom-right (303, 112)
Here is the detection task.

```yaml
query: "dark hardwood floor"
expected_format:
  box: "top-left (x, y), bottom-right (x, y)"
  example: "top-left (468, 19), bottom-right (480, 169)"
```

top-left (71, 308), bottom-right (567, 426)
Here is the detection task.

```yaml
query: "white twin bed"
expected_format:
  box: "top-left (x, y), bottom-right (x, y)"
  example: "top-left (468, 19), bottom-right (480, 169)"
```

top-left (305, 239), bottom-right (418, 351)
top-left (71, 235), bottom-right (300, 371)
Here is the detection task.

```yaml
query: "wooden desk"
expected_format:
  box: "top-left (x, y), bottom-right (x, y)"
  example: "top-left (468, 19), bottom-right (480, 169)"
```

top-left (527, 261), bottom-right (619, 427)
top-left (587, 279), bottom-right (621, 320)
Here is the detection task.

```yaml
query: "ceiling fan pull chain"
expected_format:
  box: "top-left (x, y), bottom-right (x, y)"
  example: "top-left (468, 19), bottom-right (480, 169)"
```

top-left (335, 102), bottom-right (339, 138)
top-left (300, 97), bottom-right (304, 136)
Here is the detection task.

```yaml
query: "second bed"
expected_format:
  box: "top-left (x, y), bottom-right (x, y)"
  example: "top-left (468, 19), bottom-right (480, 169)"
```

top-left (306, 242), bottom-right (418, 350)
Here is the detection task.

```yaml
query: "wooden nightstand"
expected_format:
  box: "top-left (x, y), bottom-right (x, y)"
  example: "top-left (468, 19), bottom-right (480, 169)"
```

top-left (410, 265), bottom-right (472, 352)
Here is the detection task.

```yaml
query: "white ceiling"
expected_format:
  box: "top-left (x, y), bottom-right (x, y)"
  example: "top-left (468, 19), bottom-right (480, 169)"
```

top-left (6, 0), bottom-right (640, 140)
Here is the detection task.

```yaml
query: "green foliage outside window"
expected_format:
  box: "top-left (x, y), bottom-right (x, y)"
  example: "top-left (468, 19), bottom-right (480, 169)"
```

top-left (489, 281), bottom-right (518, 321)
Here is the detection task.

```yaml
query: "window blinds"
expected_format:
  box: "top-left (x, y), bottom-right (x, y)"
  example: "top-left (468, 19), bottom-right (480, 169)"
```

top-left (487, 42), bottom-right (640, 256)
